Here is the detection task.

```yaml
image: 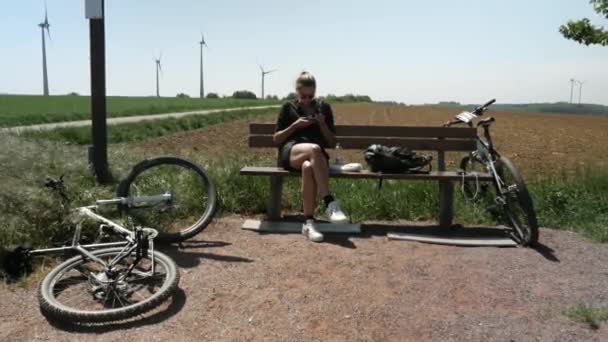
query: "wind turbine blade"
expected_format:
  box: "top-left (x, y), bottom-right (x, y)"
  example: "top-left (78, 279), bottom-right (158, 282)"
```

top-left (267, 69), bottom-right (277, 74)
top-left (258, 63), bottom-right (264, 73)
top-left (46, 26), bottom-right (51, 41)
top-left (44, 0), bottom-right (49, 24)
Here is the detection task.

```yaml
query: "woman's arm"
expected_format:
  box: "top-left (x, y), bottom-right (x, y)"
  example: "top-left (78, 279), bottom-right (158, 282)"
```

top-left (273, 123), bottom-right (297, 145)
top-left (316, 115), bottom-right (337, 148)
top-left (316, 103), bottom-right (337, 148)
top-left (273, 118), bottom-right (314, 145)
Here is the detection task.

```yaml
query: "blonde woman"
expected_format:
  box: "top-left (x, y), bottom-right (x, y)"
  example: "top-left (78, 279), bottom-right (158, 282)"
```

top-left (273, 72), bottom-right (348, 242)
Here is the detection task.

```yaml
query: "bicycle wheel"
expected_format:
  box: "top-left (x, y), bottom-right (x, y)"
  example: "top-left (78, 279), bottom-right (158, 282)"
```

top-left (459, 155), bottom-right (492, 201)
top-left (495, 156), bottom-right (539, 246)
top-left (116, 157), bottom-right (217, 243)
top-left (38, 247), bottom-right (179, 323)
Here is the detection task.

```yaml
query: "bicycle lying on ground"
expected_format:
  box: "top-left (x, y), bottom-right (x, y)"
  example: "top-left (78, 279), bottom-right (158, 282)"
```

top-left (4, 157), bottom-right (217, 323)
top-left (444, 99), bottom-right (539, 246)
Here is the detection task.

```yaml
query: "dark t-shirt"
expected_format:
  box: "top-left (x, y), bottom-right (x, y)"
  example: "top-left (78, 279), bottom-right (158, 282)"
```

top-left (274, 99), bottom-right (336, 151)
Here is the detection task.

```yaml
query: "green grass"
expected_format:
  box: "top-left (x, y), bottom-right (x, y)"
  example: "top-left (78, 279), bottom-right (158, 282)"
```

top-left (2, 129), bottom-right (607, 259)
top-left (564, 304), bottom-right (608, 329)
top-left (0, 127), bottom-right (608, 276)
top-left (19, 107), bottom-right (277, 144)
top-left (0, 94), bottom-right (279, 127)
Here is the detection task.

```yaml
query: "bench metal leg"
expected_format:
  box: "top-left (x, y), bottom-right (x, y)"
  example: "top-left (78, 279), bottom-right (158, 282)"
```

top-left (267, 175), bottom-right (283, 221)
top-left (438, 181), bottom-right (454, 228)
top-left (436, 149), bottom-right (454, 228)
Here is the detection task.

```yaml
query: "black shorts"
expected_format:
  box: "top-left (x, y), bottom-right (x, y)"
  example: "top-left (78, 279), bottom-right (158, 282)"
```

top-left (278, 142), bottom-right (329, 171)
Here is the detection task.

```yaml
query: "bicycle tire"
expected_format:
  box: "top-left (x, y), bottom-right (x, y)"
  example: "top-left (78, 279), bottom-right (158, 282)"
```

top-left (116, 157), bottom-right (217, 243)
top-left (38, 247), bottom-right (179, 323)
top-left (495, 157), bottom-right (539, 246)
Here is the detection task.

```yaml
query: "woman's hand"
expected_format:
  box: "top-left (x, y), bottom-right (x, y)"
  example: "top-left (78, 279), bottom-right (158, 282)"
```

top-left (273, 117), bottom-right (314, 145)
top-left (292, 117), bottom-right (315, 130)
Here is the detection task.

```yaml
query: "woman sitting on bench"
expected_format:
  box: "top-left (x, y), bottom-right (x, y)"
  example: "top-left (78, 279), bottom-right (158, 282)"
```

top-left (272, 71), bottom-right (349, 242)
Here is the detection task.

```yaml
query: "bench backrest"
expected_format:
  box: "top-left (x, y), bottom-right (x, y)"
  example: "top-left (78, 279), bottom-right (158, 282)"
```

top-left (248, 123), bottom-right (478, 152)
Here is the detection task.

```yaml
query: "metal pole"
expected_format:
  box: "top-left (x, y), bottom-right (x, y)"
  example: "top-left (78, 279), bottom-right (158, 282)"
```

top-left (89, 0), bottom-right (110, 183)
top-left (261, 73), bottom-right (264, 100)
top-left (578, 82), bottom-right (583, 105)
top-left (156, 62), bottom-right (160, 97)
top-left (200, 44), bottom-right (204, 98)
top-left (41, 27), bottom-right (49, 96)
top-left (569, 79), bottom-right (574, 104)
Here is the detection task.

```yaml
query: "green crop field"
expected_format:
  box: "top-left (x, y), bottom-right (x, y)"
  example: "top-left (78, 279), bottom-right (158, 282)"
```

top-left (0, 94), bottom-right (280, 127)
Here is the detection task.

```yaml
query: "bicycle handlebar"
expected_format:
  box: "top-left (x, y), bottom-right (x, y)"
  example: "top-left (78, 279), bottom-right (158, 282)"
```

top-left (472, 98), bottom-right (496, 115)
top-left (443, 99), bottom-right (496, 127)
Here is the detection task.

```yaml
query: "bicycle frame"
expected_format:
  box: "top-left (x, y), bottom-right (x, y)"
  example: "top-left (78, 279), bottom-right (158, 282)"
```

top-left (27, 194), bottom-right (171, 277)
top-left (468, 126), bottom-right (514, 200)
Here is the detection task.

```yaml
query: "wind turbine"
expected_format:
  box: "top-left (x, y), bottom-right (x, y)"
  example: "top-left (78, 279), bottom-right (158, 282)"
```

top-left (154, 53), bottom-right (163, 97)
top-left (577, 80), bottom-right (585, 105)
top-left (258, 64), bottom-right (276, 100)
top-left (38, 1), bottom-right (51, 96)
top-left (199, 33), bottom-right (208, 98)
top-left (569, 78), bottom-right (576, 104)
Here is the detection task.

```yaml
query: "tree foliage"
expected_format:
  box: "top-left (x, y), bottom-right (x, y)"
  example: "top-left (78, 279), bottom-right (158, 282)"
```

top-left (283, 92), bottom-right (296, 101)
top-left (323, 94), bottom-right (372, 103)
top-left (560, 0), bottom-right (608, 46)
top-left (206, 93), bottom-right (219, 99)
top-left (232, 90), bottom-right (257, 99)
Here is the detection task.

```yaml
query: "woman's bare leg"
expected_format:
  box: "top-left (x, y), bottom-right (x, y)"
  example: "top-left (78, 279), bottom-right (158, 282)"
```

top-left (308, 145), bottom-right (330, 197)
top-left (289, 143), bottom-right (330, 197)
top-left (301, 160), bottom-right (317, 216)
top-left (290, 143), bottom-right (348, 225)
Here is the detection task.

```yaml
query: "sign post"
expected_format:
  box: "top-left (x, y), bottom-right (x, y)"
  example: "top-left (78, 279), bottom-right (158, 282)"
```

top-left (86, 0), bottom-right (111, 183)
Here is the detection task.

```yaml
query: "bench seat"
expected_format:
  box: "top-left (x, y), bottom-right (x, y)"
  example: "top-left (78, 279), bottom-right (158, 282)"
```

top-left (242, 122), bottom-right (494, 227)
top-left (240, 166), bottom-right (493, 181)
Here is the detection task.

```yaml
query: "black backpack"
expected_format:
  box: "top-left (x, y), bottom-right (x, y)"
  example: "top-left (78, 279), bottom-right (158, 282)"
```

top-left (364, 144), bottom-right (433, 173)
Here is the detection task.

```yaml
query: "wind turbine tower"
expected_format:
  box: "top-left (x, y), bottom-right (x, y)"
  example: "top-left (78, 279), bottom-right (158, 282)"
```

top-left (155, 54), bottom-right (162, 97)
top-left (569, 78), bottom-right (576, 104)
top-left (39, 3), bottom-right (51, 96)
top-left (258, 64), bottom-right (276, 100)
top-left (577, 80), bottom-right (585, 105)
top-left (199, 33), bottom-right (208, 98)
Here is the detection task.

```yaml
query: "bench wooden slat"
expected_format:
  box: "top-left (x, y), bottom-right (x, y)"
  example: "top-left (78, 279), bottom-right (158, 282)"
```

top-left (240, 166), bottom-right (493, 181)
top-left (249, 135), bottom-right (476, 151)
top-left (250, 123), bottom-right (476, 138)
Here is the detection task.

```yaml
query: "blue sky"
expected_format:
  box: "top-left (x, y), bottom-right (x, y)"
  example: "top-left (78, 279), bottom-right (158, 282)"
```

top-left (1, 0), bottom-right (607, 104)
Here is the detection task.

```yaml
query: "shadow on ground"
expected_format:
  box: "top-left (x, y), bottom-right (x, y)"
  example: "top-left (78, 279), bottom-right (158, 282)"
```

top-left (160, 240), bottom-right (253, 268)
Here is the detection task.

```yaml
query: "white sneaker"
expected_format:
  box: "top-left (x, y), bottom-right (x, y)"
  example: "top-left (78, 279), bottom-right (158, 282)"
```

top-left (302, 219), bottom-right (324, 242)
top-left (325, 200), bottom-right (349, 224)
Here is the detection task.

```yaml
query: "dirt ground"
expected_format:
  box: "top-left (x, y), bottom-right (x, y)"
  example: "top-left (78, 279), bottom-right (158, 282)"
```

top-left (137, 103), bottom-right (608, 175)
top-left (1, 216), bottom-right (607, 341)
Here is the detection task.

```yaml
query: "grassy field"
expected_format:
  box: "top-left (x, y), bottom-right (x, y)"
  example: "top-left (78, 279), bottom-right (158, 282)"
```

top-left (1, 102), bottom-right (607, 257)
top-left (20, 107), bottom-right (278, 144)
top-left (0, 94), bottom-right (280, 127)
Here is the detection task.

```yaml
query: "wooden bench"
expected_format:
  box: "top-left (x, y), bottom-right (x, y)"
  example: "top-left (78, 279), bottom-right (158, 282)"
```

top-left (240, 123), bottom-right (493, 228)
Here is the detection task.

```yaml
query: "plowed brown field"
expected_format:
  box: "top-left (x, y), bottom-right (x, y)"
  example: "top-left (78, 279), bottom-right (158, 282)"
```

top-left (138, 103), bottom-right (608, 175)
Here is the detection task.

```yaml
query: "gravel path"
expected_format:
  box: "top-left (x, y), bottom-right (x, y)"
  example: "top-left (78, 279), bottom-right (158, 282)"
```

top-left (1, 216), bottom-right (607, 341)
top-left (1, 105), bottom-right (280, 133)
